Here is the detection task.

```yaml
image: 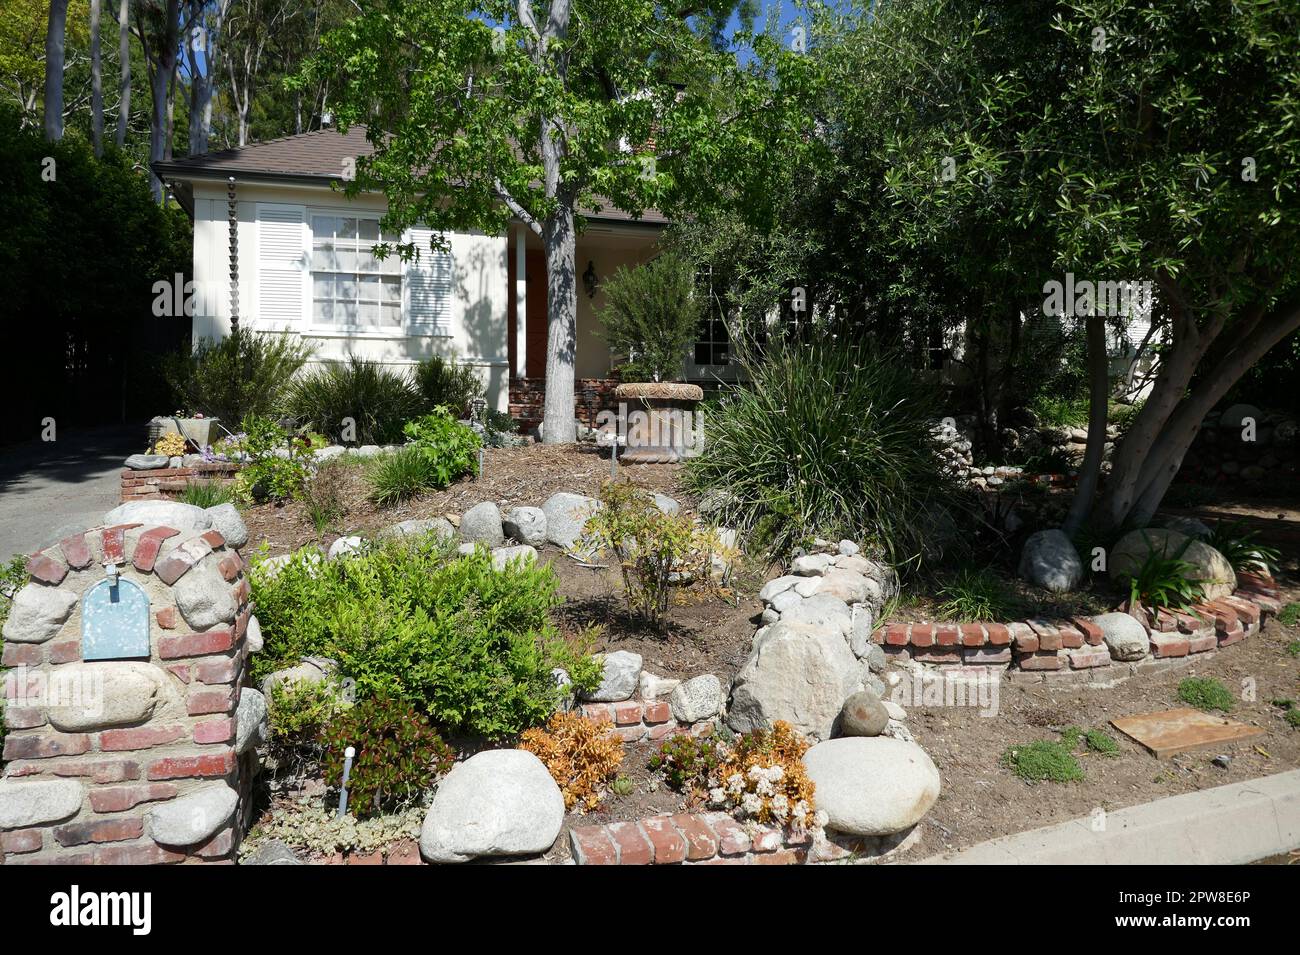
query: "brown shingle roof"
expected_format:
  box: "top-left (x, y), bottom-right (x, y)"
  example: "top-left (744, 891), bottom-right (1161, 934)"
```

top-left (154, 126), bottom-right (669, 227)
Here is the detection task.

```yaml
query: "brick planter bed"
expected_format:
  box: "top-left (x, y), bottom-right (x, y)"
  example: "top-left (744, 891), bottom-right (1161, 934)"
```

top-left (874, 571), bottom-right (1282, 686)
top-left (121, 462), bottom-right (240, 503)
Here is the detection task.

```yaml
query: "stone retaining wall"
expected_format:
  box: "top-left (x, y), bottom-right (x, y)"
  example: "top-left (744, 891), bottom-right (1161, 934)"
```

top-left (577, 700), bottom-right (716, 743)
top-left (569, 812), bottom-right (813, 865)
top-left (873, 572), bottom-right (1281, 685)
top-left (121, 462), bottom-right (240, 503)
top-left (0, 522), bottom-right (255, 865)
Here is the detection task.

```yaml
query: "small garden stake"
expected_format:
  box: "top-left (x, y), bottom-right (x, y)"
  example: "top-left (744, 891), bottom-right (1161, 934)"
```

top-left (337, 746), bottom-right (356, 819)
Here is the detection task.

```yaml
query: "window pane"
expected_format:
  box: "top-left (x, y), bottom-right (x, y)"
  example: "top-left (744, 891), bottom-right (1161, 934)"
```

top-left (357, 302), bottom-right (379, 325)
top-left (339, 218), bottom-right (358, 240)
top-left (311, 215), bottom-right (338, 238)
top-left (359, 276), bottom-right (382, 302)
top-left (312, 249), bottom-right (336, 270)
top-left (337, 299), bottom-right (358, 325)
top-left (379, 303), bottom-right (402, 327)
top-left (381, 277), bottom-right (401, 303)
top-left (337, 276), bottom-right (357, 301)
top-left (357, 248), bottom-right (379, 273)
top-left (334, 247), bottom-right (357, 272)
top-left (312, 275), bottom-right (334, 299)
top-left (314, 299), bottom-right (334, 324)
top-left (358, 218), bottom-right (379, 242)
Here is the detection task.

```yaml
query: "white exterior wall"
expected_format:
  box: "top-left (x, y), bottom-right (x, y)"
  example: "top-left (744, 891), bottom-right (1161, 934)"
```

top-left (190, 181), bottom-right (510, 412)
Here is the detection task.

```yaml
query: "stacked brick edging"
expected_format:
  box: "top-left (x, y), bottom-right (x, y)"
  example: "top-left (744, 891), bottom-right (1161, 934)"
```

top-left (873, 571), bottom-right (1282, 684)
top-left (509, 377), bottom-right (621, 430)
top-left (578, 699), bottom-right (715, 743)
top-left (1, 523), bottom-right (254, 865)
top-left (570, 812), bottom-right (810, 865)
top-left (121, 462), bottom-right (240, 503)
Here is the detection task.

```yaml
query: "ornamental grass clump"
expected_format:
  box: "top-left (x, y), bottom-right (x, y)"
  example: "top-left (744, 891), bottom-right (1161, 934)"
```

top-left (520, 711), bottom-right (625, 810)
top-left (685, 335), bottom-right (955, 564)
top-left (707, 721), bottom-right (818, 829)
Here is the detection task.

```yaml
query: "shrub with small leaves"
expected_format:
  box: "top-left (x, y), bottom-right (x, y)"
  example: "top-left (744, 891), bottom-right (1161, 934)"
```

top-left (321, 694), bottom-right (455, 818)
top-left (581, 480), bottom-right (725, 626)
top-left (519, 711), bottom-right (625, 811)
top-left (267, 679), bottom-right (350, 776)
top-left (650, 734), bottom-right (722, 794)
top-left (707, 721), bottom-right (817, 828)
top-left (1177, 677), bottom-right (1235, 713)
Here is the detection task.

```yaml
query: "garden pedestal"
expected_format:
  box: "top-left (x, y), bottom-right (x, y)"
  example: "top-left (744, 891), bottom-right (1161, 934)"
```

top-left (613, 382), bottom-right (704, 464)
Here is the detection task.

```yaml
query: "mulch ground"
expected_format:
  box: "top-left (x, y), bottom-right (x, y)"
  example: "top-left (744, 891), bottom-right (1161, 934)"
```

top-left (238, 447), bottom-right (1300, 861)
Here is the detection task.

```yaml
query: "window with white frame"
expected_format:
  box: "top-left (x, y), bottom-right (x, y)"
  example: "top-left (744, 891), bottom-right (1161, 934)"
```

top-left (310, 214), bottom-right (402, 329)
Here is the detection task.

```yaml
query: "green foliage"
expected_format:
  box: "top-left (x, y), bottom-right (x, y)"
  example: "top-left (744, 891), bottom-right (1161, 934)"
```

top-left (935, 568), bottom-right (1010, 621)
top-left (412, 356), bottom-right (483, 419)
top-left (581, 481), bottom-right (724, 625)
top-left (649, 735), bottom-right (722, 793)
top-left (250, 538), bottom-right (600, 739)
top-left (1287, 709), bottom-right (1300, 730)
top-left (1084, 729), bottom-right (1120, 757)
top-left (596, 253), bottom-right (702, 382)
top-left (1287, 640), bottom-right (1300, 658)
top-left (0, 106), bottom-right (191, 443)
top-left (1001, 739), bottom-right (1084, 784)
top-left (241, 802), bottom-right (423, 859)
top-left (162, 330), bottom-right (314, 426)
top-left (1280, 603), bottom-right (1300, 629)
top-left (1031, 395), bottom-right (1090, 428)
top-left (367, 410), bottom-right (480, 505)
top-left (1177, 677), bottom-right (1235, 714)
top-left (686, 336), bottom-right (953, 564)
top-left (401, 410), bottom-right (482, 487)
top-left (177, 481), bottom-right (238, 508)
top-left (0, 555), bottom-right (29, 627)
top-left (1124, 534), bottom-right (1206, 614)
top-left (234, 415), bottom-right (311, 505)
top-left (321, 694), bottom-right (456, 818)
top-left (267, 679), bottom-right (351, 774)
top-left (1205, 521), bottom-right (1281, 576)
top-left (287, 356), bottom-right (424, 445)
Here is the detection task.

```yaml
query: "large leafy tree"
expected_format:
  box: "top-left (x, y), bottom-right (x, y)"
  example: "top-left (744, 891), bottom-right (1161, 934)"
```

top-left (304, 0), bottom-right (808, 442)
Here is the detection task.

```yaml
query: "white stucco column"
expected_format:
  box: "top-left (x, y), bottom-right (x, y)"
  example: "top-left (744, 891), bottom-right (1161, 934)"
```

top-left (514, 226), bottom-right (527, 379)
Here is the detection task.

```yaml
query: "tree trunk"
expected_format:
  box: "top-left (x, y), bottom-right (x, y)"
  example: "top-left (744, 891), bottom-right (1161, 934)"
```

top-left (43, 0), bottom-right (71, 141)
top-left (1096, 295), bottom-right (1300, 532)
top-left (115, 0), bottom-right (131, 148)
top-left (541, 209), bottom-right (578, 443)
top-left (1062, 315), bottom-right (1109, 535)
top-left (91, 0), bottom-right (104, 155)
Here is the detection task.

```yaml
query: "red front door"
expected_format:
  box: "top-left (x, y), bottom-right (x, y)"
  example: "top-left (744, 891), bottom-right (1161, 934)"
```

top-left (525, 250), bottom-right (548, 378)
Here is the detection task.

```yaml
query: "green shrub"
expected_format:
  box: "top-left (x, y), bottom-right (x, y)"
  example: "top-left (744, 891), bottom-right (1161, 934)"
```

top-left (581, 481), bottom-right (725, 625)
top-left (178, 480), bottom-right (237, 508)
top-left (1280, 603), bottom-right (1300, 628)
top-left (1177, 677), bottom-right (1235, 713)
top-left (413, 356), bottom-right (483, 418)
top-left (1030, 394), bottom-right (1090, 428)
top-left (320, 694), bottom-right (456, 818)
top-left (367, 447), bottom-right (433, 506)
top-left (935, 567), bottom-right (1010, 621)
top-left (596, 252), bottom-right (702, 382)
top-left (287, 356), bottom-right (424, 444)
top-left (0, 555), bottom-right (28, 627)
top-left (1206, 520), bottom-right (1280, 575)
top-left (1001, 739), bottom-right (1084, 783)
top-left (685, 336), bottom-right (953, 563)
top-left (402, 409), bottom-right (481, 486)
top-left (250, 538), bottom-right (600, 739)
top-left (267, 679), bottom-right (351, 774)
top-left (1124, 535), bottom-right (1205, 614)
top-left (162, 329), bottom-right (313, 425)
top-left (233, 415), bottom-right (311, 504)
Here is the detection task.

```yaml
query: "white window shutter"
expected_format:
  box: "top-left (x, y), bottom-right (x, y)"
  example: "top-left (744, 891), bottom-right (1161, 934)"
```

top-left (256, 203), bottom-right (308, 327)
top-left (404, 226), bottom-right (453, 335)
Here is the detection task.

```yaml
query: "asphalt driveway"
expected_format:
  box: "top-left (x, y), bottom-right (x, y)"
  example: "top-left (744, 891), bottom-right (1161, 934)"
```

top-left (0, 423), bottom-right (139, 562)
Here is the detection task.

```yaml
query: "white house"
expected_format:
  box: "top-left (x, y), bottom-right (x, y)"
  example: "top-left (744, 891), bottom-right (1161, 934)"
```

top-left (153, 126), bottom-right (673, 425)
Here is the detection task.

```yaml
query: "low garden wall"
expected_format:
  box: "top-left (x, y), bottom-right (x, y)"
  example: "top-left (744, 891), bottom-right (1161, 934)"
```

top-left (872, 572), bottom-right (1281, 686)
top-left (121, 461), bottom-right (240, 503)
top-left (0, 519), bottom-right (258, 865)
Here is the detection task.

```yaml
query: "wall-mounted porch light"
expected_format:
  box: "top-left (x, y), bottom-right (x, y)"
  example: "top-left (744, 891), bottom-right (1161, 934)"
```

top-left (582, 260), bottom-right (598, 299)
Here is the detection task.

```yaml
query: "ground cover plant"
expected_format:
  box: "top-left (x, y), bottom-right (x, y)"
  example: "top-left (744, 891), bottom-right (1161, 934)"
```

top-left (1001, 737), bottom-right (1085, 784)
top-left (250, 535), bottom-right (600, 739)
top-left (1177, 677), bottom-right (1235, 713)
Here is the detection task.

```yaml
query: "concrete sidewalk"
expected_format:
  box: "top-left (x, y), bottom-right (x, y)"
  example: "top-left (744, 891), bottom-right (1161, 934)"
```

top-left (917, 769), bottom-right (1300, 865)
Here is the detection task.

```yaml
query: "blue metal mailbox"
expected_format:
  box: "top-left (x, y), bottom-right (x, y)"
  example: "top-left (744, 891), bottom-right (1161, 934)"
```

top-left (81, 572), bottom-right (151, 661)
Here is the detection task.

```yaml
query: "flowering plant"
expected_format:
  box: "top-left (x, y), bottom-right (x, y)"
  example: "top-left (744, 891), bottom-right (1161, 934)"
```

top-left (706, 721), bottom-right (819, 829)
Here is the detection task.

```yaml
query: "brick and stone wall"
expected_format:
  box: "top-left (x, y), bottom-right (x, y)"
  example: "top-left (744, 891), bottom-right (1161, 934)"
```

top-left (0, 522), bottom-right (255, 864)
top-left (873, 572), bottom-right (1281, 686)
top-left (569, 812), bottom-right (813, 865)
top-left (577, 700), bottom-right (716, 744)
top-left (121, 462), bottom-right (240, 503)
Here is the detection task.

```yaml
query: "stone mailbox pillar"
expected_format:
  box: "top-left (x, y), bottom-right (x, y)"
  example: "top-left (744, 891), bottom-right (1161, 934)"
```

top-left (0, 520), bottom-right (256, 864)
